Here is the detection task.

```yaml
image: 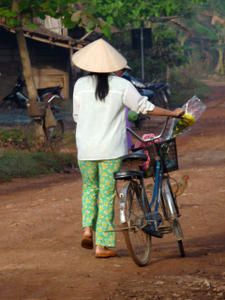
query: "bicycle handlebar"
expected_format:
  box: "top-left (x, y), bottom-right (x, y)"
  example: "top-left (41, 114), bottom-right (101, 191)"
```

top-left (126, 117), bottom-right (170, 143)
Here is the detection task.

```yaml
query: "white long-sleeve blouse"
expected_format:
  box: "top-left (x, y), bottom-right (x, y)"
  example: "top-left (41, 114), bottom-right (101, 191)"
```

top-left (73, 75), bottom-right (155, 160)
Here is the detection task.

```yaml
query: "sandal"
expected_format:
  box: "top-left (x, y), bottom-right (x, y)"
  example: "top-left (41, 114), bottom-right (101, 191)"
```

top-left (81, 235), bottom-right (93, 249)
top-left (95, 246), bottom-right (117, 258)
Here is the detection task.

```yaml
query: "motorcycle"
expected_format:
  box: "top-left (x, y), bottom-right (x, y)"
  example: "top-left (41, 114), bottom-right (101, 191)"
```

top-left (122, 72), bottom-right (171, 109)
top-left (0, 76), bottom-right (64, 146)
top-left (122, 71), bottom-right (171, 130)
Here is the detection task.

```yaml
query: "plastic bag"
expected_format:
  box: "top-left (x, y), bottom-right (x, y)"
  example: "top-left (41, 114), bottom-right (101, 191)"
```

top-left (165, 95), bottom-right (206, 139)
top-left (183, 95), bottom-right (206, 120)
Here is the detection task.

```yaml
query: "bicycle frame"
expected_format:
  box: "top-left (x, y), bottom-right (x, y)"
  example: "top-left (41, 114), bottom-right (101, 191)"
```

top-left (139, 150), bottom-right (164, 233)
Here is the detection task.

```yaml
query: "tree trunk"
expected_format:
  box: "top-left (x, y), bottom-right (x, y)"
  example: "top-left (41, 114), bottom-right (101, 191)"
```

top-left (180, 34), bottom-right (188, 47)
top-left (16, 29), bottom-right (46, 146)
top-left (12, 0), bottom-right (45, 147)
top-left (12, 0), bottom-right (40, 116)
top-left (166, 65), bottom-right (170, 81)
top-left (215, 46), bottom-right (225, 76)
top-left (15, 29), bottom-right (41, 117)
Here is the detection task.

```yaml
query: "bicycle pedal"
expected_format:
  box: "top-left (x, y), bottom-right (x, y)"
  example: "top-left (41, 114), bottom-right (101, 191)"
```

top-left (150, 230), bottom-right (163, 238)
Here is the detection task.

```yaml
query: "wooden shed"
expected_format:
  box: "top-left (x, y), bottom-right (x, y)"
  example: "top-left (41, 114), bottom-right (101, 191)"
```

top-left (0, 24), bottom-right (77, 100)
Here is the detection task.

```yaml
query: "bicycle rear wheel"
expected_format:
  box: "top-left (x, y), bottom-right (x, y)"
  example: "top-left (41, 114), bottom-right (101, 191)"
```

top-left (121, 181), bottom-right (152, 266)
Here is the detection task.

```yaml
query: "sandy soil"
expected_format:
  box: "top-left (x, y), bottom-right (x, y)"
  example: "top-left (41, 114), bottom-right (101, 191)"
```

top-left (0, 84), bottom-right (225, 300)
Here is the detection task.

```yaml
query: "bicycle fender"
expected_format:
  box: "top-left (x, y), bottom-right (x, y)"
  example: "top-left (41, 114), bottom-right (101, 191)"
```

top-left (119, 183), bottom-right (130, 224)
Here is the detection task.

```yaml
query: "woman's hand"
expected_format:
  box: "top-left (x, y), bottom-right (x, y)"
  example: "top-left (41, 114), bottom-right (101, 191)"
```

top-left (172, 108), bottom-right (185, 118)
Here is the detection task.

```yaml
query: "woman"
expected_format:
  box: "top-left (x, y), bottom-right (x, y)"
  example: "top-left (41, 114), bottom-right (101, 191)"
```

top-left (72, 39), bottom-right (184, 258)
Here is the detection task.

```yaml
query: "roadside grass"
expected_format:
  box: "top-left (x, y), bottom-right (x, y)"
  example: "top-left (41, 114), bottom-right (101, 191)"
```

top-left (0, 149), bottom-right (77, 182)
top-left (0, 127), bottom-right (26, 147)
top-left (0, 127), bottom-right (77, 182)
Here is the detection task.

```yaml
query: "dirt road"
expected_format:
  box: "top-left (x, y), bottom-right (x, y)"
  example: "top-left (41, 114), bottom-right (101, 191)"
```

top-left (0, 84), bottom-right (225, 300)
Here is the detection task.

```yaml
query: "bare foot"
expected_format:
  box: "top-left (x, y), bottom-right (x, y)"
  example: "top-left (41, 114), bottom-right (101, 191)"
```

top-left (83, 226), bottom-right (92, 237)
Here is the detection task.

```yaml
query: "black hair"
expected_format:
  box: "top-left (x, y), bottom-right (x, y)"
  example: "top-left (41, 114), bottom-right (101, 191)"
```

top-left (92, 73), bottom-right (109, 101)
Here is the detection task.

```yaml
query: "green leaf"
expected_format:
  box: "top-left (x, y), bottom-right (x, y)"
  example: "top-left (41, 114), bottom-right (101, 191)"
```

top-left (101, 24), bottom-right (111, 37)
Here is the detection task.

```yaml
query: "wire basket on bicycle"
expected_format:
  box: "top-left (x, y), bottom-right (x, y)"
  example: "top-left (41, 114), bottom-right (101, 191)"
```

top-left (147, 138), bottom-right (178, 174)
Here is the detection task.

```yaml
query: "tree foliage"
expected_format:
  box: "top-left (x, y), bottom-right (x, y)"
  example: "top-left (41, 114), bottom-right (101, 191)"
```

top-left (0, 0), bottom-right (206, 32)
top-left (175, 0), bottom-right (225, 76)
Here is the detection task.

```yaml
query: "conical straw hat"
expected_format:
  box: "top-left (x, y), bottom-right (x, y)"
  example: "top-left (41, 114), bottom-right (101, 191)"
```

top-left (72, 38), bottom-right (127, 73)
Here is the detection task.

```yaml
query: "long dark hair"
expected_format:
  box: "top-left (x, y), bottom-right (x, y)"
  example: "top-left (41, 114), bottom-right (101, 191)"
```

top-left (92, 73), bottom-right (109, 101)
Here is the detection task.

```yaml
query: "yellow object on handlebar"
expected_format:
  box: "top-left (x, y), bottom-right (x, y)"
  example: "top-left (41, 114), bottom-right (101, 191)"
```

top-left (173, 113), bottom-right (196, 136)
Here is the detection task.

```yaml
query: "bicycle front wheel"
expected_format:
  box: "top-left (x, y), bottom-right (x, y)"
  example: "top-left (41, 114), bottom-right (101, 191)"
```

top-left (172, 219), bottom-right (185, 257)
top-left (121, 181), bottom-right (152, 266)
top-left (161, 177), bottom-right (185, 257)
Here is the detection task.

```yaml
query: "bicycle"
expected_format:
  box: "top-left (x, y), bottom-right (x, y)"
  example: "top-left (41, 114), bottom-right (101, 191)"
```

top-left (114, 117), bottom-right (185, 266)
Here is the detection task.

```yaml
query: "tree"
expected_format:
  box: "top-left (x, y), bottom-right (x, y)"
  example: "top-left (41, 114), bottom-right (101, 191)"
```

top-left (171, 0), bottom-right (225, 76)
top-left (0, 0), bottom-right (206, 116)
top-left (201, 0), bottom-right (225, 75)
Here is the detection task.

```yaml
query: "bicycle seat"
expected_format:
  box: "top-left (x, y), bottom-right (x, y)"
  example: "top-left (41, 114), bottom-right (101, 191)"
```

top-left (114, 170), bottom-right (144, 180)
top-left (121, 151), bottom-right (147, 163)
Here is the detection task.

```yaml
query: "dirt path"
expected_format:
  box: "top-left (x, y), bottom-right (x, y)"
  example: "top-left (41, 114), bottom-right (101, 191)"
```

top-left (0, 85), bottom-right (225, 300)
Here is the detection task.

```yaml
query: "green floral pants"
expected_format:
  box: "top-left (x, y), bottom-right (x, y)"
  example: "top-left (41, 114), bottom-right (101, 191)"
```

top-left (78, 159), bottom-right (121, 248)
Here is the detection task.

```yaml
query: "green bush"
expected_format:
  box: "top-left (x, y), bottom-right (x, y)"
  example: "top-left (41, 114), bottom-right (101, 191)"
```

top-left (0, 128), bottom-right (25, 145)
top-left (169, 67), bottom-right (211, 107)
top-left (0, 150), bottom-right (76, 182)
